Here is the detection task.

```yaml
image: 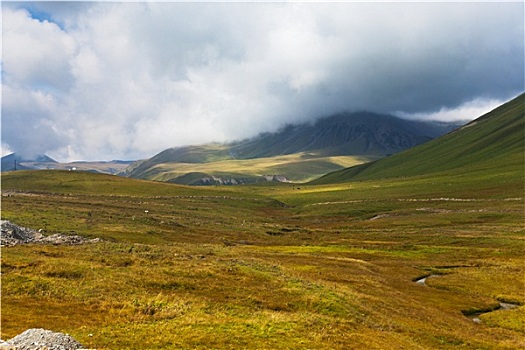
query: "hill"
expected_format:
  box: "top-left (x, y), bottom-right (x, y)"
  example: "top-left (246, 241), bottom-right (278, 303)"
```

top-left (124, 112), bottom-right (461, 183)
top-left (312, 93), bottom-right (524, 185)
top-left (1, 153), bottom-right (133, 174)
top-left (1, 153), bottom-right (57, 172)
top-left (2, 153), bottom-right (523, 349)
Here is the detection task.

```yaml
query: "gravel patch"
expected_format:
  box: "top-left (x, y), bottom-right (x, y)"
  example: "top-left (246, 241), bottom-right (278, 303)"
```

top-left (0, 328), bottom-right (85, 350)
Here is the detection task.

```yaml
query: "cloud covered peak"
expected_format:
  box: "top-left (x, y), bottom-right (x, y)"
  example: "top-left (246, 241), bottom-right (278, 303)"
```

top-left (2, 2), bottom-right (523, 161)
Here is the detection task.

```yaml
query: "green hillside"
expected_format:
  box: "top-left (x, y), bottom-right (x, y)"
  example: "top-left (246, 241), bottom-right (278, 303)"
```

top-left (2, 157), bottom-right (524, 348)
top-left (312, 93), bottom-right (524, 185)
top-left (228, 112), bottom-right (445, 158)
top-left (127, 152), bottom-right (377, 184)
top-left (124, 112), bottom-right (460, 183)
top-left (2, 96), bottom-right (523, 350)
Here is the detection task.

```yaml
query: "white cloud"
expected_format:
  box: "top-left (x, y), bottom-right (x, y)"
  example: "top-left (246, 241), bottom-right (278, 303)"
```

top-left (395, 97), bottom-right (508, 122)
top-left (3, 7), bottom-right (76, 91)
top-left (1, 143), bottom-right (14, 157)
top-left (1, 2), bottom-right (523, 161)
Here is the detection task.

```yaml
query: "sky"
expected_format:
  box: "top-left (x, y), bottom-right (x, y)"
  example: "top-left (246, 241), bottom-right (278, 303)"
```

top-left (2, 1), bottom-right (524, 162)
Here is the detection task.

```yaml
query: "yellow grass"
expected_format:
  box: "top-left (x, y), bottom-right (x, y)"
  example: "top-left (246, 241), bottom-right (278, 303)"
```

top-left (148, 153), bottom-right (375, 182)
top-left (1, 170), bottom-right (524, 349)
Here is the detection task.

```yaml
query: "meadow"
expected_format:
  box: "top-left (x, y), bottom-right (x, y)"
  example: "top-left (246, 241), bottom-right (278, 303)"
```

top-left (132, 152), bottom-right (378, 184)
top-left (1, 169), bottom-right (524, 349)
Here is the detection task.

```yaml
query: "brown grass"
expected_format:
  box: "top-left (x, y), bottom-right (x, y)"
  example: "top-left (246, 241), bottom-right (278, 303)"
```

top-left (1, 170), bottom-right (524, 349)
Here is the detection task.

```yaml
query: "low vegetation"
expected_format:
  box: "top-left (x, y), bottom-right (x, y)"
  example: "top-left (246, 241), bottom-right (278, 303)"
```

top-left (313, 93), bottom-right (524, 184)
top-left (2, 95), bottom-right (523, 349)
top-left (1, 169), bottom-right (523, 349)
top-left (128, 152), bottom-right (378, 184)
top-left (123, 111), bottom-right (460, 184)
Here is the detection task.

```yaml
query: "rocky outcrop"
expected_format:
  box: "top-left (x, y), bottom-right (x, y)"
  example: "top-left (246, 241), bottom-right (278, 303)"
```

top-left (168, 172), bottom-right (291, 186)
top-left (0, 328), bottom-right (85, 350)
top-left (0, 221), bottom-right (100, 247)
top-left (261, 175), bottom-right (291, 183)
top-left (0, 220), bottom-right (40, 246)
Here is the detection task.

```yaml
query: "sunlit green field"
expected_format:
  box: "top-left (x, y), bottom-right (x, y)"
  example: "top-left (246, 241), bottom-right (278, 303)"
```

top-left (133, 152), bottom-right (377, 183)
top-left (1, 170), bottom-right (524, 349)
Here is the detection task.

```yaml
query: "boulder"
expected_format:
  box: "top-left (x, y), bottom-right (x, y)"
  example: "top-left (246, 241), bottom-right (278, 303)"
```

top-left (0, 220), bottom-right (42, 246)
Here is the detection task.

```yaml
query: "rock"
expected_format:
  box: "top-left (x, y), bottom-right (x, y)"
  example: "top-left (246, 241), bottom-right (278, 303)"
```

top-left (0, 220), bottom-right (41, 246)
top-left (1, 221), bottom-right (100, 247)
top-left (39, 234), bottom-right (100, 246)
top-left (0, 328), bottom-right (84, 350)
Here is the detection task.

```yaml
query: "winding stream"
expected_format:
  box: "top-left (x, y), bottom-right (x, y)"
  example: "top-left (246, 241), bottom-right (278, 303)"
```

top-left (413, 274), bottom-right (438, 286)
top-left (413, 273), bottom-right (520, 322)
top-left (465, 302), bottom-right (520, 324)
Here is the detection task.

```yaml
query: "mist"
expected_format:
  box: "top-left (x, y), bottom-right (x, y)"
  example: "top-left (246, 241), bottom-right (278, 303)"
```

top-left (2, 2), bottom-right (523, 161)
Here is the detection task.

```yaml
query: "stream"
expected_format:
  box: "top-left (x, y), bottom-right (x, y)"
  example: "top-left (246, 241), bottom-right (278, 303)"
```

top-left (413, 274), bottom-right (438, 286)
top-left (413, 274), bottom-right (520, 323)
top-left (465, 302), bottom-right (520, 323)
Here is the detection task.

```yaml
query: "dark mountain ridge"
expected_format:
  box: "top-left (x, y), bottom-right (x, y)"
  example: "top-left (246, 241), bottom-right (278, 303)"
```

top-left (229, 112), bottom-right (460, 158)
top-left (311, 93), bottom-right (524, 184)
top-left (125, 112), bottom-right (462, 180)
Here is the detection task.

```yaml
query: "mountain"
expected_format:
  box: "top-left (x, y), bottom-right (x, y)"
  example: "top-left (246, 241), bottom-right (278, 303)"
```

top-left (124, 112), bottom-right (462, 183)
top-left (311, 93), bottom-right (524, 185)
top-left (59, 160), bottom-right (135, 174)
top-left (1, 153), bottom-right (57, 172)
top-left (0, 153), bottom-right (133, 174)
top-left (228, 112), bottom-right (459, 159)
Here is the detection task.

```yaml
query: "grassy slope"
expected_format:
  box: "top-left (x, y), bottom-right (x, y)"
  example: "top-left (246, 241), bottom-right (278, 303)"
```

top-left (227, 112), bottom-right (442, 159)
top-left (138, 153), bottom-right (378, 183)
top-left (125, 112), bottom-right (458, 183)
top-left (123, 144), bottom-right (233, 178)
top-left (1, 95), bottom-right (524, 349)
top-left (312, 93), bottom-right (524, 184)
top-left (2, 165), bottom-right (524, 349)
top-left (1, 171), bottom-right (285, 244)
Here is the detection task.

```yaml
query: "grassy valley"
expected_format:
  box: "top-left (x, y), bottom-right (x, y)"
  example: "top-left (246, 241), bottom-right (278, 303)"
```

top-left (133, 152), bottom-right (378, 184)
top-left (2, 173), bottom-right (523, 348)
top-left (1, 95), bottom-right (524, 349)
top-left (124, 112), bottom-right (459, 184)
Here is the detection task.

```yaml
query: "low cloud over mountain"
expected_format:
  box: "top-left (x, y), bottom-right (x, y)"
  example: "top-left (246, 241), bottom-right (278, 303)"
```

top-left (2, 2), bottom-right (523, 161)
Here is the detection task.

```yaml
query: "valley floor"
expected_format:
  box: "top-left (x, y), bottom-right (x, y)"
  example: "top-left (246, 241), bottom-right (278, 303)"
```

top-left (1, 171), bottom-right (524, 349)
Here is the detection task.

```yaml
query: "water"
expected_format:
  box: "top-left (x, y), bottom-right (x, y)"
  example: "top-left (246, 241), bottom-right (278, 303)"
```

top-left (413, 274), bottom-right (520, 323)
top-left (414, 274), bottom-right (439, 286)
top-left (465, 302), bottom-right (520, 323)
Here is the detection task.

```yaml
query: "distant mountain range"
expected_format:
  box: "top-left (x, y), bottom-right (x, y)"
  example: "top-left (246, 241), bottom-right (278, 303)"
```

top-left (1, 153), bottom-right (133, 174)
top-left (124, 112), bottom-right (463, 184)
top-left (2, 95), bottom-right (521, 188)
top-left (312, 93), bottom-right (524, 184)
top-left (1, 153), bottom-right (57, 172)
